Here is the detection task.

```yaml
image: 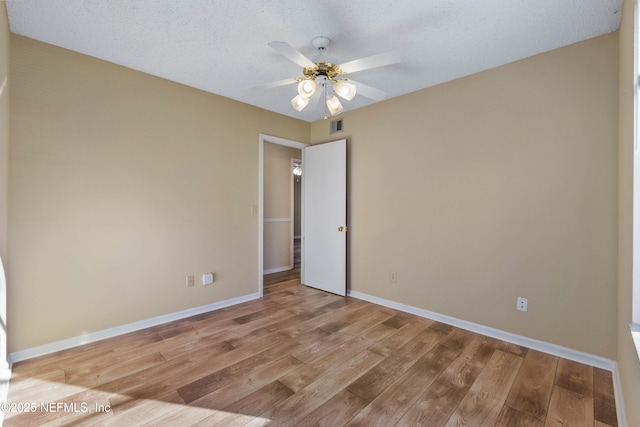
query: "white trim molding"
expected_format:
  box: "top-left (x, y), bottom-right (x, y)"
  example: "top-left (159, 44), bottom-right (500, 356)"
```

top-left (631, 323), bottom-right (640, 360)
top-left (348, 289), bottom-right (627, 425)
top-left (612, 362), bottom-right (629, 427)
top-left (347, 290), bottom-right (628, 427)
top-left (263, 266), bottom-right (293, 275)
top-left (9, 292), bottom-right (261, 363)
top-left (348, 290), bottom-right (616, 369)
top-left (258, 134), bottom-right (309, 299)
top-left (263, 218), bottom-right (292, 223)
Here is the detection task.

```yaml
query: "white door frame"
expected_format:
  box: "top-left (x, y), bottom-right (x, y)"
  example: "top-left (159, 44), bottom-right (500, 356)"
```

top-left (258, 134), bottom-right (308, 297)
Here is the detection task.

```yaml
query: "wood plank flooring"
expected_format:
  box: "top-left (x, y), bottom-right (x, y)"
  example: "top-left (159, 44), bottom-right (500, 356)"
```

top-left (4, 275), bottom-right (617, 426)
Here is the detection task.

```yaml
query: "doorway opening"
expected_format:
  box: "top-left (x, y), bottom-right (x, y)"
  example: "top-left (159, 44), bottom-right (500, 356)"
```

top-left (258, 135), bottom-right (308, 296)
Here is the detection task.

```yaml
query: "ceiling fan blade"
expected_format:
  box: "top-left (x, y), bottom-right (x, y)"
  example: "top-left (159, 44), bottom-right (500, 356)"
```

top-left (339, 51), bottom-right (400, 74)
top-left (349, 79), bottom-right (389, 102)
top-left (248, 78), bottom-right (297, 92)
top-left (268, 41), bottom-right (316, 69)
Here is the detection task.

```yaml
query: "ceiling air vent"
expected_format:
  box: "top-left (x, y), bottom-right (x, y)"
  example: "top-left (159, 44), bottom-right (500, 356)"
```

top-left (330, 118), bottom-right (343, 134)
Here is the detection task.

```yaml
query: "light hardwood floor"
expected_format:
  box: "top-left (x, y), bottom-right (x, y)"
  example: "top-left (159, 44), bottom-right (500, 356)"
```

top-left (4, 274), bottom-right (617, 426)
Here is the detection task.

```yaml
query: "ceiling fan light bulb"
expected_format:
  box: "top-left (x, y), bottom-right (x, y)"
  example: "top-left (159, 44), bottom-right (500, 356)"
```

top-left (297, 79), bottom-right (317, 98)
top-left (291, 94), bottom-right (310, 111)
top-left (334, 80), bottom-right (356, 101)
top-left (326, 95), bottom-right (343, 116)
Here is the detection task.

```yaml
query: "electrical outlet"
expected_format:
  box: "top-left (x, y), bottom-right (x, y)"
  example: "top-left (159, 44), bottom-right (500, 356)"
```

top-left (186, 275), bottom-right (195, 288)
top-left (390, 272), bottom-right (397, 283)
top-left (517, 296), bottom-right (528, 312)
top-left (203, 272), bottom-right (214, 286)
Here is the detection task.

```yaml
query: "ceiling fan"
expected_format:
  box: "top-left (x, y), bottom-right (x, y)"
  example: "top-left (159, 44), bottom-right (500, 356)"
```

top-left (253, 36), bottom-right (400, 117)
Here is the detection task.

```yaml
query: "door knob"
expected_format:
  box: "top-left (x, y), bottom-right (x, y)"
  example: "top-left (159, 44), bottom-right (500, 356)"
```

top-left (338, 226), bottom-right (348, 232)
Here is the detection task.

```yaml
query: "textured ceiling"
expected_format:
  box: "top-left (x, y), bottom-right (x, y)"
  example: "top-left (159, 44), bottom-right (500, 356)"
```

top-left (6, 0), bottom-right (623, 122)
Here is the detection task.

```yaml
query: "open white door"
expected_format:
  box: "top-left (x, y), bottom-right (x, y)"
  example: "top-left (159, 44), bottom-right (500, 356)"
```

top-left (302, 139), bottom-right (347, 296)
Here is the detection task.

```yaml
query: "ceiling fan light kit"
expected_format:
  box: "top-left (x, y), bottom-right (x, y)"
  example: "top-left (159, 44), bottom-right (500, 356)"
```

top-left (297, 79), bottom-right (317, 98)
top-left (326, 94), bottom-right (343, 116)
top-left (263, 36), bottom-right (400, 118)
top-left (334, 80), bottom-right (357, 101)
top-left (291, 94), bottom-right (310, 112)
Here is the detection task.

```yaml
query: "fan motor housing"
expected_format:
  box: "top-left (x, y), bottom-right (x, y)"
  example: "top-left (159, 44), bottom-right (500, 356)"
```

top-left (303, 62), bottom-right (343, 80)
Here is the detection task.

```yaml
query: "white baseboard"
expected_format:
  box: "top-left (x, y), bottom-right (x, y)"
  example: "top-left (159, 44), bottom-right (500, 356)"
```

top-left (5, 287), bottom-right (628, 425)
top-left (9, 292), bottom-right (261, 363)
top-left (349, 291), bottom-right (616, 372)
top-left (348, 290), bottom-right (616, 370)
top-left (264, 265), bottom-right (293, 275)
top-left (612, 364), bottom-right (629, 427)
top-left (348, 289), bottom-right (627, 425)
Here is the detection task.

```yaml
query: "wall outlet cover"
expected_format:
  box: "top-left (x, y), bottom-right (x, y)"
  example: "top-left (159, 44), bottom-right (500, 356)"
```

top-left (516, 296), bottom-right (528, 312)
top-left (203, 272), bottom-right (214, 285)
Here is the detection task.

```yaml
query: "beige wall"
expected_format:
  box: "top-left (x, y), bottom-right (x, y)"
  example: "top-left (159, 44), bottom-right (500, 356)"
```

top-left (263, 142), bottom-right (301, 271)
top-left (1, 2), bottom-right (9, 369)
top-left (1, 2), bottom-right (9, 261)
top-left (312, 33), bottom-right (619, 359)
top-left (7, 15), bottom-right (634, 420)
top-left (8, 35), bottom-right (309, 351)
top-left (618, 0), bottom-right (640, 424)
